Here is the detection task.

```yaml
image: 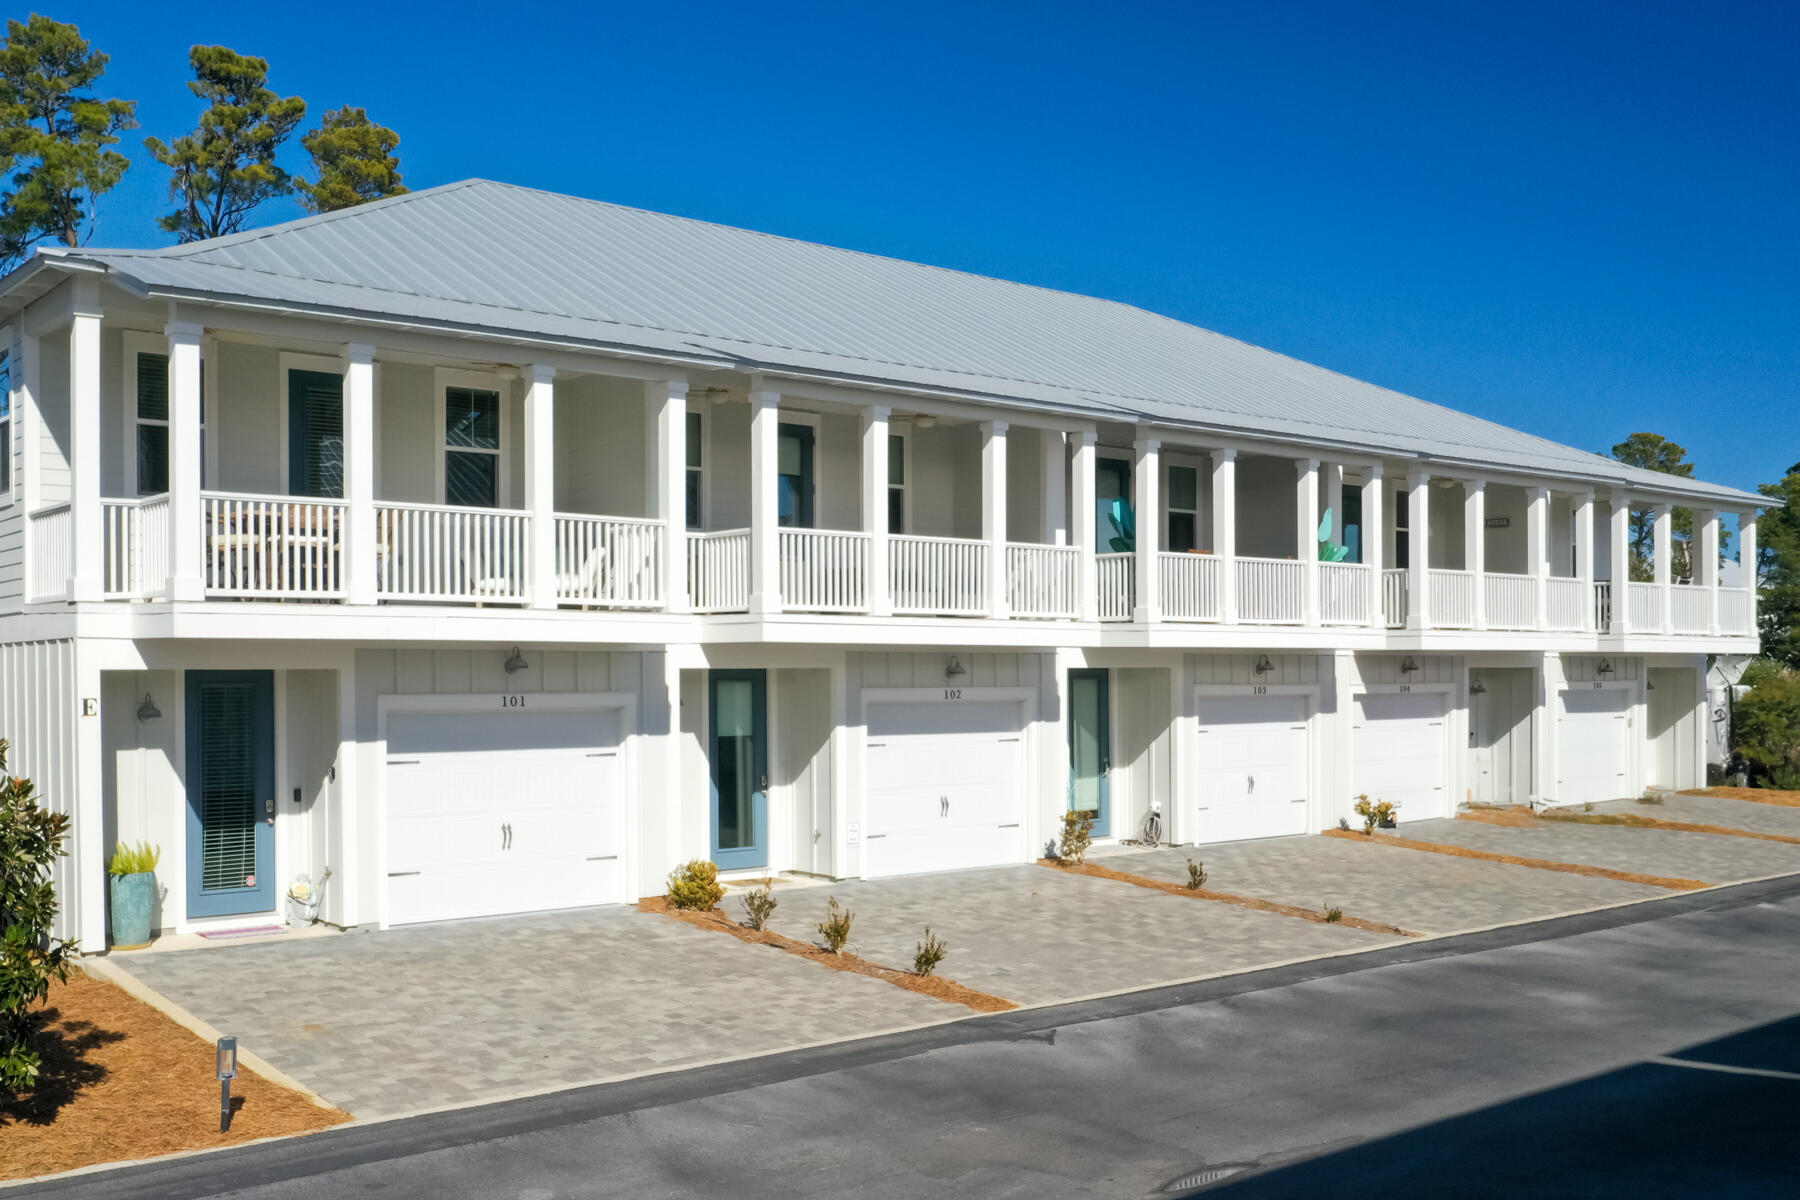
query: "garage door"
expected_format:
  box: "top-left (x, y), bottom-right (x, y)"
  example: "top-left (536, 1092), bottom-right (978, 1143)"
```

top-left (386, 706), bottom-right (626, 926)
top-left (1558, 688), bottom-right (1629, 804)
top-left (1353, 691), bottom-right (1450, 821)
top-left (1194, 695), bottom-right (1310, 843)
top-left (864, 700), bottom-right (1025, 877)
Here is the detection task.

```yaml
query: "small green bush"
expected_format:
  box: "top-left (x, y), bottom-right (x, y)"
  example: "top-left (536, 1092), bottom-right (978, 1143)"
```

top-left (1058, 810), bottom-right (1096, 865)
top-left (1735, 662), bottom-right (1800, 789)
top-left (912, 927), bottom-right (948, 976)
top-left (2, 738), bottom-right (77, 1095)
top-left (1324, 905), bottom-right (1343, 924)
top-left (665, 859), bottom-right (725, 911)
top-left (1185, 858), bottom-right (1207, 890)
top-left (740, 882), bottom-right (777, 931)
top-left (107, 841), bottom-right (160, 877)
top-left (817, 896), bottom-right (854, 953)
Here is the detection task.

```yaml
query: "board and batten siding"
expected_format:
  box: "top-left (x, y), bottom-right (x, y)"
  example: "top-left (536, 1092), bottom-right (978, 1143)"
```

top-left (0, 639), bottom-right (80, 939)
top-left (0, 332), bottom-right (24, 614)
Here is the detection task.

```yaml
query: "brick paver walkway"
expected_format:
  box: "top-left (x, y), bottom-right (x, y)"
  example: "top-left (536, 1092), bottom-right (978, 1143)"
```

top-left (1392, 815), bottom-right (1800, 883)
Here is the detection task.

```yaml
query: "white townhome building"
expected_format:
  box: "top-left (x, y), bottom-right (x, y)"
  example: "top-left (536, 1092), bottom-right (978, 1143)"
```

top-left (0, 180), bottom-right (1767, 944)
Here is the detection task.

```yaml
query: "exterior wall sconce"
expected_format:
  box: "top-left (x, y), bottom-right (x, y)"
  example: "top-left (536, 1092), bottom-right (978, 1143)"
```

top-left (1253, 655), bottom-right (1275, 676)
top-left (1645, 677), bottom-right (1656, 691)
top-left (504, 647), bottom-right (530, 675)
top-left (137, 693), bottom-right (162, 721)
top-left (915, 415), bottom-right (938, 429)
top-left (1597, 658), bottom-right (1615, 677)
top-left (1468, 678), bottom-right (1487, 695)
top-left (1400, 657), bottom-right (1420, 675)
top-left (944, 655), bottom-right (967, 680)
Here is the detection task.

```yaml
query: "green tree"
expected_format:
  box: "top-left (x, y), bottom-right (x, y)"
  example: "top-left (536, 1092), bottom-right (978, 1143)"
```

top-left (0, 738), bottom-right (76, 1095)
top-left (297, 106), bottom-right (405, 213)
top-left (144, 45), bottom-right (305, 242)
top-left (1732, 660), bottom-right (1800, 789)
top-left (0, 14), bottom-right (136, 266)
top-left (1609, 432), bottom-right (1730, 581)
top-left (1755, 462), bottom-right (1800, 668)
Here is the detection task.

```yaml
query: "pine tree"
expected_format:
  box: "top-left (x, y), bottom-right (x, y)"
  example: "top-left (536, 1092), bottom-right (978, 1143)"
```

top-left (298, 106), bottom-right (406, 213)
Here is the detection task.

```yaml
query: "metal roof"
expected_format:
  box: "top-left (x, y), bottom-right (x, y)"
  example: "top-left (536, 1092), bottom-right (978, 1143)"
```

top-left (30, 178), bottom-right (1767, 506)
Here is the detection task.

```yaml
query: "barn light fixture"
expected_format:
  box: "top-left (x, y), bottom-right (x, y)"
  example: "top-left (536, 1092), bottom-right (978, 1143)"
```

top-left (1253, 655), bottom-right (1275, 676)
top-left (136, 693), bottom-right (162, 722)
top-left (1645, 677), bottom-right (1656, 691)
top-left (1468, 678), bottom-right (1487, 695)
top-left (1596, 658), bottom-right (1615, 676)
top-left (1400, 657), bottom-right (1420, 675)
top-left (504, 647), bottom-right (530, 675)
top-left (944, 655), bottom-right (967, 680)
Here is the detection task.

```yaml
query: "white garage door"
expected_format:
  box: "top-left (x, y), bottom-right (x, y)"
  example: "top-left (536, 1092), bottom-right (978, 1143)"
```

top-left (864, 700), bottom-right (1025, 877)
top-left (1558, 688), bottom-right (1629, 805)
top-left (386, 706), bottom-right (626, 926)
top-left (1194, 695), bottom-right (1310, 843)
top-left (1353, 691), bottom-right (1450, 821)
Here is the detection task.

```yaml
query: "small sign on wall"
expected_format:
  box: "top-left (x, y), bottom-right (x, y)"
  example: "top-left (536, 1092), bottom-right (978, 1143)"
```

top-left (847, 822), bottom-right (861, 848)
top-left (81, 698), bottom-right (98, 717)
top-left (1484, 516), bottom-right (1511, 529)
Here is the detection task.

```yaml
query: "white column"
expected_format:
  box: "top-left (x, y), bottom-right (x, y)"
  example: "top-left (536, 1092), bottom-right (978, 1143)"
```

top-left (982, 419), bottom-right (1009, 620)
top-left (1464, 479), bottom-right (1486, 629)
top-left (1609, 491), bottom-right (1632, 634)
top-left (1362, 465), bottom-right (1385, 629)
top-left (1527, 485), bottom-right (1548, 631)
top-left (1296, 457), bottom-right (1319, 625)
top-left (1574, 490), bottom-right (1595, 631)
top-left (1697, 508), bottom-right (1720, 634)
top-left (861, 404), bottom-right (891, 616)
top-left (343, 343), bottom-right (376, 605)
top-left (68, 291), bottom-right (103, 603)
top-left (748, 385), bottom-right (781, 616)
top-left (1042, 428), bottom-right (1067, 544)
top-left (1133, 436), bottom-right (1161, 623)
top-left (1072, 430), bottom-right (1097, 621)
top-left (649, 378), bottom-right (689, 612)
top-left (165, 321), bottom-right (206, 600)
top-left (1653, 501), bottom-right (1672, 633)
top-left (523, 364), bottom-right (556, 610)
top-left (1212, 448), bottom-right (1238, 623)
top-left (1406, 469), bottom-right (1431, 630)
top-left (1740, 510), bottom-right (1758, 632)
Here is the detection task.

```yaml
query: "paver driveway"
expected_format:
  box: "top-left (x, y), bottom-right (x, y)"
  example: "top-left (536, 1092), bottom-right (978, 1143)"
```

top-left (1392, 811), bottom-right (1800, 883)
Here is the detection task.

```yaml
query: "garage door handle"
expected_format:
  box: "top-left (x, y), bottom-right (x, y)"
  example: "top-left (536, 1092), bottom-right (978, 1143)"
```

top-left (997, 823), bottom-right (1020, 829)
top-left (387, 871), bottom-right (421, 878)
top-left (388, 759), bottom-right (420, 766)
top-left (586, 854), bottom-right (618, 862)
top-left (866, 833), bottom-right (887, 839)
top-left (1290, 799), bottom-right (1306, 804)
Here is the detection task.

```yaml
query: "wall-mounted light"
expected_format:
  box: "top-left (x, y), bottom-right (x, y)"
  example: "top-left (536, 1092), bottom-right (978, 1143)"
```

top-left (1596, 657), bottom-right (1615, 677)
top-left (136, 693), bottom-right (162, 722)
top-left (504, 647), bottom-right (530, 675)
top-left (1468, 678), bottom-right (1487, 695)
top-left (1400, 656), bottom-right (1421, 675)
top-left (1645, 677), bottom-right (1656, 691)
top-left (1253, 655), bottom-right (1275, 676)
top-left (944, 655), bottom-right (967, 681)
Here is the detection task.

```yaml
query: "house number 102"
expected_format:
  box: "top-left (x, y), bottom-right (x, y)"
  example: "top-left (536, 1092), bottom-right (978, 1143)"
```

top-left (500, 695), bottom-right (527, 708)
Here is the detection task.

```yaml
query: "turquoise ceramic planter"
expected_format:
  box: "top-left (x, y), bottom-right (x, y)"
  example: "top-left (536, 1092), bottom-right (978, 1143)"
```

top-left (109, 871), bottom-right (155, 950)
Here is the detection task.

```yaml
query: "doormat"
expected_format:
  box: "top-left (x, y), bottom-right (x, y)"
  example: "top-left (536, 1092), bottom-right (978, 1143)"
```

top-left (197, 925), bottom-right (286, 941)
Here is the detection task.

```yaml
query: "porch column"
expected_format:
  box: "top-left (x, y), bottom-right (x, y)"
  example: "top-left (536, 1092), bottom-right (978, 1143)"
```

top-left (1362, 464), bottom-right (1385, 630)
top-left (1464, 479), bottom-right (1486, 629)
top-left (1134, 436), bottom-right (1161, 623)
top-left (748, 385), bottom-right (781, 616)
top-left (1296, 457), bottom-right (1319, 625)
top-left (523, 364), bottom-right (556, 610)
top-left (1071, 430), bottom-right (1097, 622)
top-left (68, 285), bottom-right (102, 603)
top-left (343, 343), bottom-right (376, 605)
top-left (165, 321), bottom-right (206, 600)
top-left (982, 419), bottom-right (1009, 620)
top-left (1212, 448), bottom-right (1238, 623)
top-left (1740, 510), bottom-right (1758, 631)
top-left (860, 404), bottom-right (891, 616)
top-left (1609, 491), bottom-right (1632, 634)
top-left (1527, 485), bottom-right (1548, 631)
top-left (1697, 507), bottom-right (1720, 634)
top-left (1042, 428), bottom-right (1067, 544)
top-left (650, 378), bottom-right (689, 613)
top-left (1406, 468), bottom-right (1431, 630)
top-left (1574, 489), bottom-right (1596, 631)
top-left (1653, 501), bottom-right (1672, 634)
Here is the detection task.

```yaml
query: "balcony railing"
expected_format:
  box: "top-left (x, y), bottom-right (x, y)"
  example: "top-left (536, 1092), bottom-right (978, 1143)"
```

top-left (206, 491), bottom-right (349, 599)
top-left (687, 528), bottom-right (750, 613)
top-left (1008, 543), bottom-right (1079, 619)
top-left (1627, 581), bottom-right (1662, 631)
top-left (27, 504), bottom-right (72, 603)
top-left (1670, 584), bottom-right (1710, 635)
top-left (1160, 552), bottom-right (1221, 622)
top-left (1382, 568), bottom-right (1408, 628)
top-left (780, 528), bottom-right (871, 614)
top-left (1096, 552), bottom-right (1134, 622)
top-left (1545, 577), bottom-right (1586, 631)
top-left (555, 514), bottom-right (664, 609)
top-left (890, 534), bottom-right (987, 616)
top-left (103, 495), bottom-right (170, 600)
top-left (1484, 571), bottom-right (1535, 631)
top-left (376, 501), bottom-right (528, 604)
top-left (1718, 587), bottom-right (1752, 636)
top-left (1319, 561), bottom-right (1369, 625)
top-left (1238, 557), bottom-right (1303, 624)
top-left (1429, 569), bottom-right (1476, 629)
top-left (1595, 581), bottom-right (1613, 633)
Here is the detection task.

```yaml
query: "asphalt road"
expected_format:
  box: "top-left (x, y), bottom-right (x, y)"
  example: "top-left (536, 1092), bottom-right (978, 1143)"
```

top-left (30, 875), bottom-right (1800, 1200)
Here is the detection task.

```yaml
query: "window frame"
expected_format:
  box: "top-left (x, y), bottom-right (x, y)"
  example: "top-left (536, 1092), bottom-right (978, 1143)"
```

top-left (125, 331), bottom-right (213, 497)
top-left (886, 421), bottom-right (911, 534)
top-left (433, 367), bottom-right (511, 509)
top-left (1164, 456), bottom-right (1203, 554)
top-left (1394, 487), bottom-right (1410, 571)
top-left (684, 402), bottom-right (706, 530)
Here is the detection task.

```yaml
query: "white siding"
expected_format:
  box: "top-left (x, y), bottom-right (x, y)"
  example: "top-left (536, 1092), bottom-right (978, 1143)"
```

top-left (1235, 455), bottom-right (1297, 559)
top-left (556, 375), bottom-right (647, 517)
top-left (215, 341), bottom-right (282, 493)
top-left (377, 361), bottom-right (437, 503)
top-left (37, 330), bottom-right (69, 505)
top-left (0, 639), bottom-right (79, 939)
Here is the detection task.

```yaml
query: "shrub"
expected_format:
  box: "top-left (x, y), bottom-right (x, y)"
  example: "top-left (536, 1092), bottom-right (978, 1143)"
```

top-left (912, 927), bottom-right (948, 976)
top-left (1336, 817), bottom-right (1351, 831)
top-left (1637, 790), bottom-right (1665, 806)
top-left (817, 896), bottom-right (854, 953)
top-left (1058, 810), bottom-right (1096, 865)
top-left (665, 859), bottom-right (725, 911)
top-left (740, 882), bottom-right (777, 931)
top-left (1734, 663), bottom-right (1800, 789)
top-left (1324, 905), bottom-right (1343, 924)
top-left (1353, 795), bottom-right (1397, 834)
top-left (1, 738), bottom-right (77, 1095)
top-left (107, 842), bottom-right (160, 877)
top-left (1185, 858), bottom-right (1207, 890)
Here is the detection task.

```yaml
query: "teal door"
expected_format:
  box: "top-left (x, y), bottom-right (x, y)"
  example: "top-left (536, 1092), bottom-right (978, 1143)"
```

top-left (288, 369), bottom-right (344, 498)
top-left (185, 671), bottom-right (276, 918)
top-left (1097, 457), bottom-right (1131, 551)
top-left (710, 670), bottom-right (768, 870)
top-left (778, 423), bottom-right (814, 528)
top-left (1069, 668), bottom-right (1112, 836)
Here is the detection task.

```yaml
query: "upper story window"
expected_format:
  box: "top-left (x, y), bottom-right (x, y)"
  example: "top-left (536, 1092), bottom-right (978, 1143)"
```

top-left (685, 410), bottom-right (703, 529)
top-left (444, 386), bottom-right (501, 507)
top-left (1394, 489), bottom-right (1410, 570)
top-left (887, 431), bottom-right (907, 533)
top-left (132, 346), bottom-right (206, 495)
top-left (1167, 464), bottom-right (1198, 553)
top-left (0, 350), bottom-right (11, 501)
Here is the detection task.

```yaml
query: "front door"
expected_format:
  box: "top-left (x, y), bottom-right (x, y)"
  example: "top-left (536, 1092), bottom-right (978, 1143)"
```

top-left (778, 423), bottom-right (815, 529)
top-left (1069, 669), bottom-right (1111, 836)
top-left (288, 369), bottom-right (344, 498)
top-left (710, 670), bottom-right (768, 870)
top-left (185, 671), bottom-right (276, 918)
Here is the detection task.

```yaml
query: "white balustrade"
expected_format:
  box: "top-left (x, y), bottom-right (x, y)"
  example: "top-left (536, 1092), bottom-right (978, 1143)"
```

top-left (1627, 581), bottom-right (1662, 631)
top-left (1670, 584), bottom-right (1710, 634)
top-left (1382, 568), bottom-right (1409, 628)
top-left (553, 514), bottom-right (664, 609)
top-left (1008, 543), bottom-right (1079, 619)
top-left (375, 501), bottom-right (527, 603)
top-left (780, 528), bottom-right (870, 613)
top-left (101, 495), bottom-right (170, 599)
top-left (1096, 552), bottom-right (1134, 622)
top-left (205, 491), bottom-right (349, 599)
top-left (26, 504), bottom-right (72, 602)
top-left (1594, 581), bottom-right (1613, 633)
top-left (1717, 587), bottom-right (1751, 635)
top-left (1237, 557), bottom-right (1304, 624)
top-left (1545, 577), bottom-right (1586, 631)
top-left (1159, 552), bottom-right (1221, 622)
top-left (1319, 561), bottom-right (1369, 625)
top-left (889, 534), bottom-right (987, 616)
top-left (1428, 569), bottom-right (1476, 629)
top-left (1484, 572), bottom-right (1536, 631)
top-left (687, 528), bottom-right (750, 612)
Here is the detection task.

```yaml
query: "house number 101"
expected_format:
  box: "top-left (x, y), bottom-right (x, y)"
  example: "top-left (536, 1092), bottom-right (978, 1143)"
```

top-left (500, 695), bottom-right (527, 708)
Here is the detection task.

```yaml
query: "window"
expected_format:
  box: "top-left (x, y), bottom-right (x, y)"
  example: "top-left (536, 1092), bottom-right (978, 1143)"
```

top-left (136, 352), bottom-right (169, 494)
top-left (1341, 485), bottom-right (1362, 563)
top-left (1167, 464), bottom-right (1198, 553)
top-left (0, 351), bottom-right (10, 500)
top-left (1394, 489), bottom-right (1410, 570)
top-left (887, 432), bottom-right (906, 533)
top-left (1097, 457), bottom-right (1131, 551)
top-left (444, 386), bottom-right (500, 507)
top-left (685, 410), bottom-right (703, 529)
top-left (777, 422), bottom-right (814, 528)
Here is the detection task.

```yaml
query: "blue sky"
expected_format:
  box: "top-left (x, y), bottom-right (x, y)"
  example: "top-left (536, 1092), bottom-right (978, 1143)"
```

top-left (49, 0), bottom-right (1800, 497)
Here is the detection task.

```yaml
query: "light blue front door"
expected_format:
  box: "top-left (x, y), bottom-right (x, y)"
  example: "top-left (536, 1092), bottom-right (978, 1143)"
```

top-left (1069, 668), bottom-right (1112, 837)
top-left (710, 670), bottom-right (768, 870)
top-left (185, 671), bottom-right (277, 918)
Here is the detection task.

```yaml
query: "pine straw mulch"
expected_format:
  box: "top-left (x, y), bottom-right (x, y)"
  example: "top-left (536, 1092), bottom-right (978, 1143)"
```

top-left (0, 969), bottom-right (347, 1181)
top-left (1461, 803), bottom-right (1800, 849)
top-left (1038, 858), bottom-right (1422, 939)
top-left (1684, 787), bottom-right (1800, 809)
top-left (637, 897), bottom-right (1015, 1013)
top-left (1321, 826), bottom-right (1710, 891)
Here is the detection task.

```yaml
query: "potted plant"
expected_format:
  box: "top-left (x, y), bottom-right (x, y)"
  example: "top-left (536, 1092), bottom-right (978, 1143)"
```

top-left (107, 842), bottom-right (160, 950)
